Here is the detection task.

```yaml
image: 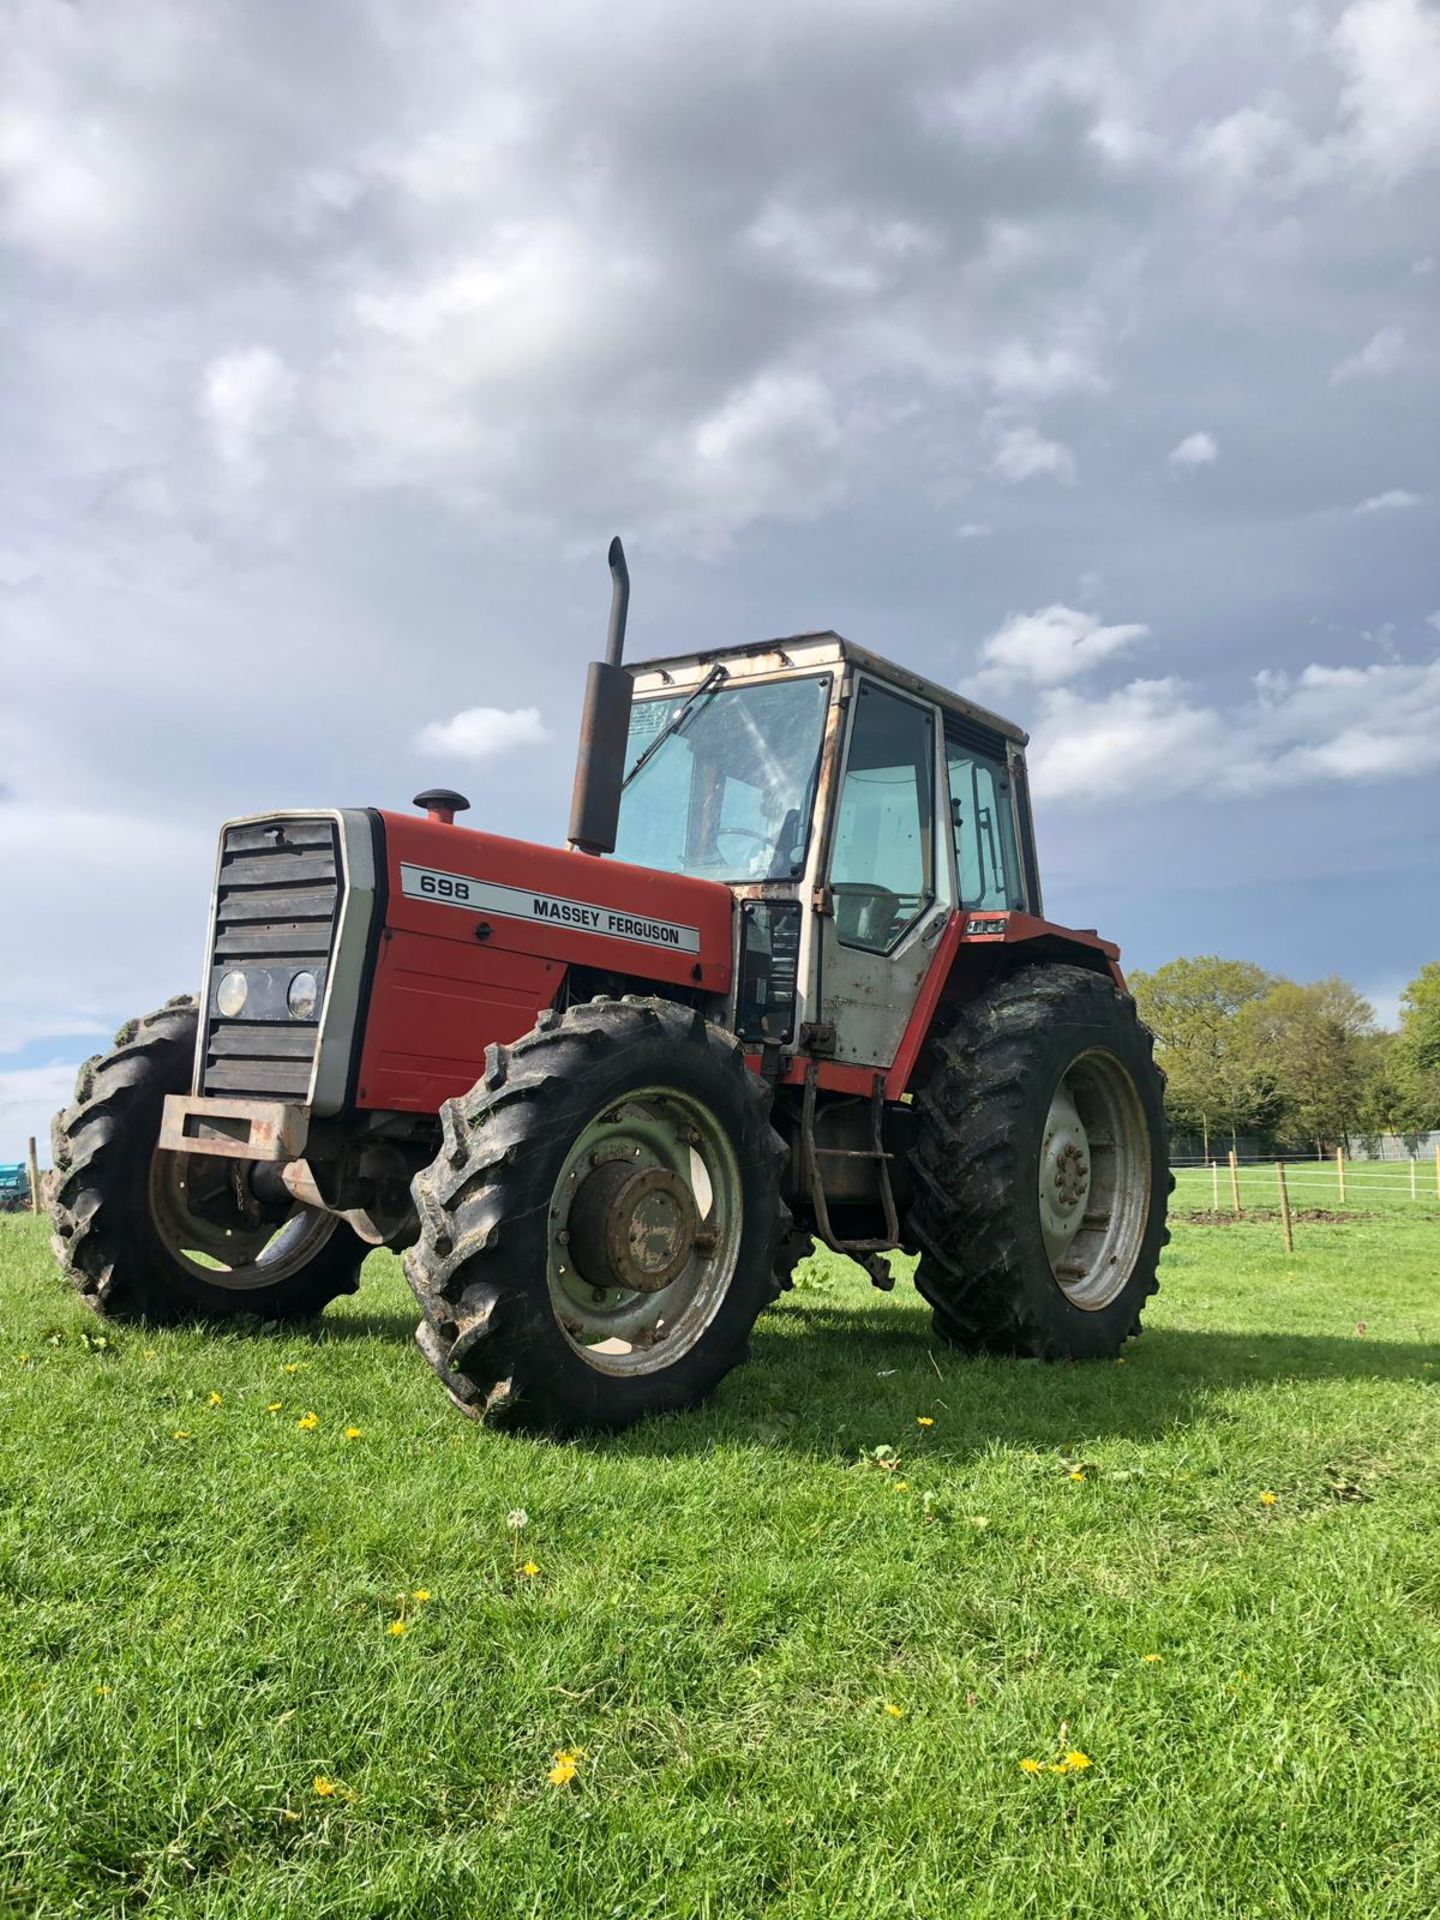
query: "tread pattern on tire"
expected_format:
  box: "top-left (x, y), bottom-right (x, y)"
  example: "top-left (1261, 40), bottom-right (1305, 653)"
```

top-left (47, 996), bottom-right (366, 1323)
top-left (404, 994), bottom-right (789, 1430)
top-left (906, 964), bottom-right (1172, 1359)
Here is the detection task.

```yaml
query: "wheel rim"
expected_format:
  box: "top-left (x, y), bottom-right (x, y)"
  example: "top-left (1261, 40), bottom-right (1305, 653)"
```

top-left (546, 1085), bottom-right (742, 1375)
top-left (1037, 1048), bottom-right (1150, 1310)
top-left (147, 1149), bottom-right (339, 1290)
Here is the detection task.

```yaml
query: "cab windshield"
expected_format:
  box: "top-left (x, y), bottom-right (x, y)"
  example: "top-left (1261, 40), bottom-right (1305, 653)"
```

top-left (613, 674), bottom-right (831, 881)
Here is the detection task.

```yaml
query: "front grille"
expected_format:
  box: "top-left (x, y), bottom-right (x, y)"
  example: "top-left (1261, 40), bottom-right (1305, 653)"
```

top-left (200, 817), bottom-right (342, 1101)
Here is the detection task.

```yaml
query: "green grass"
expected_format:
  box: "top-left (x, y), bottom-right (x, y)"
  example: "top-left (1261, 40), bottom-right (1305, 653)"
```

top-left (3, 1210), bottom-right (1440, 1919)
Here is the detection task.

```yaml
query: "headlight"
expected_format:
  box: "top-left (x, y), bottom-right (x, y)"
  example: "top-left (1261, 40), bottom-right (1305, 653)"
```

top-left (287, 970), bottom-right (320, 1020)
top-left (216, 970), bottom-right (248, 1018)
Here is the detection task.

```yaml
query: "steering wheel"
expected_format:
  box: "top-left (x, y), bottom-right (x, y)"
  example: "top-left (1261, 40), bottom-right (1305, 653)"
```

top-left (715, 825), bottom-right (780, 869)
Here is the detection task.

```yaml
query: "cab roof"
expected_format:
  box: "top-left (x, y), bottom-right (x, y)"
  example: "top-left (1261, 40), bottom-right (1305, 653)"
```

top-left (629, 630), bottom-right (1028, 748)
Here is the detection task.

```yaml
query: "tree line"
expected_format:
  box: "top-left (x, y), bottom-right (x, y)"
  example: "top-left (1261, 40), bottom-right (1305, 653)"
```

top-left (1128, 957), bottom-right (1440, 1159)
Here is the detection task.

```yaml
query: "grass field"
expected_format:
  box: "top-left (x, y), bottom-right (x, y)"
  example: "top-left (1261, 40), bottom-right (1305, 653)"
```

top-left (3, 1206), bottom-right (1440, 1919)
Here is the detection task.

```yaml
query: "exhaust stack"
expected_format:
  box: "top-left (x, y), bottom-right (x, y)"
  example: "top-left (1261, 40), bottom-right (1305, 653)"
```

top-left (567, 536), bottom-right (634, 856)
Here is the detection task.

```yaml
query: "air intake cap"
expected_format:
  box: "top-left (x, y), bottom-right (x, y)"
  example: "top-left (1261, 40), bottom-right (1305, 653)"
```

top-left (413, 788), bottom-right (471, 826)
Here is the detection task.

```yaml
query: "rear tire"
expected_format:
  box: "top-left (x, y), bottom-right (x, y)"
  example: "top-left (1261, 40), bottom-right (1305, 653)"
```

top-left (405, 996), bottom-right (787, 1433)
top-left (47, 998), bottom-right (368, 1323)
top-left (907, 965), bottom-right (1169, 1359)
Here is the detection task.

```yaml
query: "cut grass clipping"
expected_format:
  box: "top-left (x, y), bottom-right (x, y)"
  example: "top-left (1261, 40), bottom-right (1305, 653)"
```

top-left (3, 1206), bottom-right (1440, 1918)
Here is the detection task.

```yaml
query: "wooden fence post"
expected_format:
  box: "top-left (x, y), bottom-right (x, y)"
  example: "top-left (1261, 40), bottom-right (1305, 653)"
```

top-left (26, 1136), bottom-right (40, 1215)
top-left (1276, 1161), bottom-right (1293, 1253)
top-left (1211, 1161), bottom-right (1220, 1211)
top-left (1336, 1147), bottom-right (1346, 1205)
top-left (1229, 1149), bottom-right (1242, 1217)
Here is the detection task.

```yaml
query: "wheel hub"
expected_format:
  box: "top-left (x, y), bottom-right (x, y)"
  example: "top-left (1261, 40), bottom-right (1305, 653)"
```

top-left (1039, 1087), bottom-right (1092, 1265)
top-left (568, 1161), bottom-right (698, 1294)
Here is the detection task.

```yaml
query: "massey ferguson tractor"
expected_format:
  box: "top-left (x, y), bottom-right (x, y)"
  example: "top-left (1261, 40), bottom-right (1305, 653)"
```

top-left (46, 541), bottom-right (1168, 1431)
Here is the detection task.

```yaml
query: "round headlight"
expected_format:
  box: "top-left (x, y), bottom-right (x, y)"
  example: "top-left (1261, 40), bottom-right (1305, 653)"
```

top-left (287, 970), bottom-right (320, 1020)
top-left (216, 970), bottom-right (248, 1018)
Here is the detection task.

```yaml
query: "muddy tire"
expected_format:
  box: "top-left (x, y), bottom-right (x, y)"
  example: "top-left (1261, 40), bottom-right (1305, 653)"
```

top-left (47, 998), bottom-right (368, 1323)
top-left (907, 965), bottom-right (1169, 1360)
top-left (405, 995), bottom-right (788, 1433)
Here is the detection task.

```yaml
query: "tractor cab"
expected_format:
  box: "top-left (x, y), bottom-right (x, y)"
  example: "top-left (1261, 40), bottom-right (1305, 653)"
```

top-left (612, 636), bottom-right (1039, 1073)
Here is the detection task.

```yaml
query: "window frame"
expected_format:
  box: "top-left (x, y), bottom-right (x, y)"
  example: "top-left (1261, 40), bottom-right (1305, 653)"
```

top-left (828, 674), bottom-right (940, 957)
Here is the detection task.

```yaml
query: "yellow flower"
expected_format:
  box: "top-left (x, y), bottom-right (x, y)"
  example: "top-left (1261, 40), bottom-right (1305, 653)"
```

top-left (894, 1481), bottom-right (909, 1492)
top-left (916, 1416), bottom-right (935, 1428)
top-left (1049, 1762), bottom-right (1070, 1774)
top-left (1069, 1470), bottom-right (1086, 1483)
top-left (387, 1619), bottom-right (407, 1636)
top-left (267, 1402), bottom-right (283, 1413)
top-left (207, 1391), bottom-right (223, 1407)
top-left (1019, 1758), bottom-right (1043, 1774)
top-left (1142, 1653), bottom-right (1163, 1664)
top-left (296, 1412), bottom-right (319, 1431)
top-left (344, 1426), bottom-right (363, 1440)
top-left (547, 1748), bottom-right (582, 1786)
top-left (172, 1430), bottom-right (192, 1440)
top-left (95, 1684), bottom-right (111, 1696)
top-left (521, 1561), bottom-right (540, 1577)
top-left (1259, 1490), bottom-right (1277, 1506)
top-left (1064, 1750), bottom-right (1092, 1771)
top-left (313, 1776), bottom-right (338, 1797)
top-left (412, 1589), bottom-right (432, 1603)
top-left (883, 1702), bottom-right (905, 1718)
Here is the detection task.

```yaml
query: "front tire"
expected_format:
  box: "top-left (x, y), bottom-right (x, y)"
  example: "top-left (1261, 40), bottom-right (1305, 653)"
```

top-left (47, 998), bottom-right (369, 1323)
top-left (405, 996), bottom-right (787, 1433)
top-left (907, 965), bottom-right (1169, 1360)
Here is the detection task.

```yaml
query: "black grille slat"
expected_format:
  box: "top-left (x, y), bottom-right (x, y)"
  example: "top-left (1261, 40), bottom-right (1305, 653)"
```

top-left (214, 924), bottom-right (335, 958)
top-left (208, 1025), bottom-right (319, 1060)
top-left (221, 849), bottom-right (337, 888)
top-left (217, 884), bottom-right (338, 923)
top-left (204, 1058), bottom-right (315, 1096)
top-left (201, 816), bottom-right (343, 1103)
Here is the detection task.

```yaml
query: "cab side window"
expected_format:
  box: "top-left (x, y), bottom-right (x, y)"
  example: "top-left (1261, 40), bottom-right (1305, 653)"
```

top-left (947, 741), bottom-right (1024, 911)
top-left (830, 682), bottom-right (936, 952)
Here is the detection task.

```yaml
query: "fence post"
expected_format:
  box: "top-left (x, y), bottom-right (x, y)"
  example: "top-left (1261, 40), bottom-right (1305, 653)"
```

top-left (1276, 1161), bottom-right (1293, 1253)
top-left (1229, 1149), bottom-right (1242, 1217)
top-left (1435, 1142), bottom-right (1439, 1199)
top-left (1413, 1158), bottom-right (1419, 1201)
top-left (1211, 1161), bottom-right (1220, 1211)
top-left (1336, 1147), bottom-right (1346, 1205)
top-left (26, 1136), bottom-right (40, 1215)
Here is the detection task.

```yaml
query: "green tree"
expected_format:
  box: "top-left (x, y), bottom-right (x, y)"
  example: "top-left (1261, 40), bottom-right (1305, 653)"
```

top-left (1129, 956), bottom-right (1274, 1155)
top-left (1394, 962), bottom-right (1440, 1130)
top-left (1241, 976), bottom-right (1376, 1154)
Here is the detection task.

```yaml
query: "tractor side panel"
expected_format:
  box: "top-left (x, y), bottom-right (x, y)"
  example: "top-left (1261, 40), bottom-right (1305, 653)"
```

top-left (355, 813), bottom-right (734, 1113)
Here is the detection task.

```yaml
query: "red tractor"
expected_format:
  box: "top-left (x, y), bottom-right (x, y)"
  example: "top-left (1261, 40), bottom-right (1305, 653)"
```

top-left (47, 542), bottom-right (1168, 1431)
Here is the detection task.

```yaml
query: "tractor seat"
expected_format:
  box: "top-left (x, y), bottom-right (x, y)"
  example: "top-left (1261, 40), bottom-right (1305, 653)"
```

top-left (831, 883), bottom-right (902, 950)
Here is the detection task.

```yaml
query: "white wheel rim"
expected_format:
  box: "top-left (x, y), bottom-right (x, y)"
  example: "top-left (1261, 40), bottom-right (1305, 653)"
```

top-left (147, 1149), bottom-right (339, 1290)
top-left (1038, 1048), bottom-right (1150, 1310)
top-left (545, 1085), bottom-right (742, 1376)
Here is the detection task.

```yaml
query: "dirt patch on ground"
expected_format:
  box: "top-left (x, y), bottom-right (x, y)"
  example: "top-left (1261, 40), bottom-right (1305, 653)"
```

top-left (1178, 1207), bottom-right (1362, 1226)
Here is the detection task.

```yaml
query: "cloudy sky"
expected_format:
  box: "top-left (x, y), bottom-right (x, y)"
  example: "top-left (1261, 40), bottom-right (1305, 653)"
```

top-left (2, 0), bottom-right (1438, 1156)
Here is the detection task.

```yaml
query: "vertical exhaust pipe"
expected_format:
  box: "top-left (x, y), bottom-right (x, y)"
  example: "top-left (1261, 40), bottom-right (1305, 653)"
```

top-left (567, 536), bottom-right (634, 856)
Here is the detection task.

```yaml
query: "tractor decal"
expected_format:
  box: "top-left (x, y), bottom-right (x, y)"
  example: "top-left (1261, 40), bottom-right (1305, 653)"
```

top-left (398, 863), bottom-right (699, 952)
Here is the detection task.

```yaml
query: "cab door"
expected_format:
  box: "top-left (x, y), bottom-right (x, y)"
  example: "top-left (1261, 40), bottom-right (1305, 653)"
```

top-left (818, 675), bottom-right (954, 1070)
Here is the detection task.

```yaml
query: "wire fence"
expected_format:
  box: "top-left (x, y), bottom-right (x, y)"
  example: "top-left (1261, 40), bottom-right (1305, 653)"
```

top-left (1170, 1148), bottom-right (1440, 1249)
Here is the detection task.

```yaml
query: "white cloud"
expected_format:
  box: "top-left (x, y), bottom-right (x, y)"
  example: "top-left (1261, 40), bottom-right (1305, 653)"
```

top-left (1332, 0), bottom-right (1440, 181)
top-left (957, 522), bottom-right (992, 540)
top-left (415, 706), bottom-right (550, 759)
top-left (971, 604), bottom-right (1150, 692)
top-left (985, 341), bottom-right (1107, 400)
top-left (1428, 611), bottom-right (1440, 632)
top-left (1025, 650), bottom-right (1440, 802)
top-left (0, 1063), bottom-right (83, 1166)
top-left (1355, 488), bottom-right (1420, 512)
top-left (200, 347), bottom-right (298, 478)
top-left (989, 421), bottom-right (1077, 485)
top-left (1330, 325), bottom-right (1406, 383)
top-left (1167, 430), bottom-right (1218, 469)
